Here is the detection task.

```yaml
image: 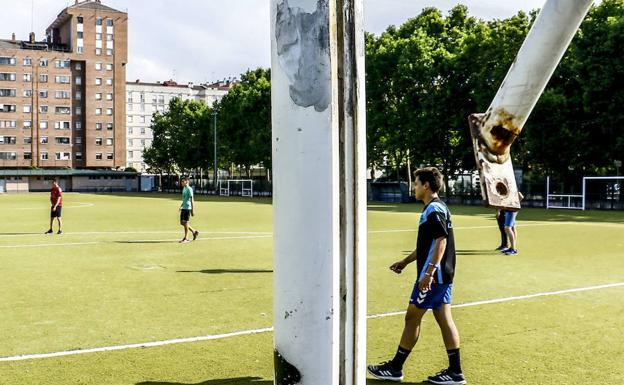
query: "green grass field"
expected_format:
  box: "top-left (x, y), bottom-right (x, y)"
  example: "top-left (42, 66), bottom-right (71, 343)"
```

top-left (0, 192), bottom-right (623, 385)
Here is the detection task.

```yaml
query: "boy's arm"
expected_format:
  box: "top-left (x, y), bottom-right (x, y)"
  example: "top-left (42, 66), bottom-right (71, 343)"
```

top-left (53, 195), bottom-right (61, 209)
top-left (390, 249), bottom-right (418, 274)
top-left (418, 236), bottom-right (446, 291)
top-left (191, 194), bottom-right (195, 216)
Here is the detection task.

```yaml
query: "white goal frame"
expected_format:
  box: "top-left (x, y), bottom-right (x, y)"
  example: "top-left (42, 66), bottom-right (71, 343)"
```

top-left (547, 176), bottom-right (624, 210)
top-left (218, 179), bottom-right (253, 197)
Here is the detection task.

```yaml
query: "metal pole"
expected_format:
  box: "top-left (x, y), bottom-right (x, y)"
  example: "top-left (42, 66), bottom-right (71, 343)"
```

top-left (271, 0), bottom-right (366, 384)
top-left (213, 111), bottom-right (217, 192)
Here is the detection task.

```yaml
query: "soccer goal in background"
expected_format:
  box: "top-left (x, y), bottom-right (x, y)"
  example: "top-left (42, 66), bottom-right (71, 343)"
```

top-left (546, 176), bottom-right (623, 210)
top-left (218, 179), bottom-right (253, 197)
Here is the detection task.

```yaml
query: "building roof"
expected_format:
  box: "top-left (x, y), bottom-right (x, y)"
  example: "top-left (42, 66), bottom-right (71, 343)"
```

top-left (0, 169), bottom-right (137, 177)
top-left (68, 0), bottom-right (124, 13)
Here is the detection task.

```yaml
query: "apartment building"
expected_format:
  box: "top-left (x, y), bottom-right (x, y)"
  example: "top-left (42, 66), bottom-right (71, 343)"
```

top-left (126, 80), bottom-right (232, 172)
top-left (0, 0), bottom-right (127, 169)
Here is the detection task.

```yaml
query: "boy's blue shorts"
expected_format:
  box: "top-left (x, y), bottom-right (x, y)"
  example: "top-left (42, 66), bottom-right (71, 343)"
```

top-left (409, 283), bottom-right (453, 310)
top-left (504, 211), bottom-right (518, 227)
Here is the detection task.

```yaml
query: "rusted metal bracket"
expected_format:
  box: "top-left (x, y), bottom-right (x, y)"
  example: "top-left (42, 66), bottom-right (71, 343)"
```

top-left (469, 113), bottom-right (521, 210)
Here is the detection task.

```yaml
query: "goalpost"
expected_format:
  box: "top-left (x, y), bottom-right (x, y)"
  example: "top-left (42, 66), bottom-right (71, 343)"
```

top-left (218, 179), bottom-right (253, 197)
top-left (546, 176), bottom-right (624, 210)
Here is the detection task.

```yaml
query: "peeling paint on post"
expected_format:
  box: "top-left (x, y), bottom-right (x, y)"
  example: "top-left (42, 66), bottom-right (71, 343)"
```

top-left (471, 0), bottom-right (593, 210)
top-left (271, 0), bottom-right (366, 384)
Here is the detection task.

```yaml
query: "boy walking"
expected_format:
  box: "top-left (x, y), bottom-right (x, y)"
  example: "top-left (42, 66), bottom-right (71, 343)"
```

top-left (179, 176), bottom-right (199, 243)
top-left (367, 167), bottom-right (466, 384)
top-left (45, 178), bottom-right (63, 235)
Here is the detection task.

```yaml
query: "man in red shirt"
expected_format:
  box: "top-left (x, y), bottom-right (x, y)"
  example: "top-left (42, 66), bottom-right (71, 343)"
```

top-left (45, 178), bottom-right (63, 234)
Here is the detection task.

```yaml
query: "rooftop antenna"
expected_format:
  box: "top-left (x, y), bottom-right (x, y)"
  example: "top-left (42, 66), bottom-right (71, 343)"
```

top-left (31, 0), bottom-right (34, 34)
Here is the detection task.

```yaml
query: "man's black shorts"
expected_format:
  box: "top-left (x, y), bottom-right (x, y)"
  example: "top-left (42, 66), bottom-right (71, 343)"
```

top-left (51, 206), bottom-right (62, 218)
top-left (180, 209), bottom-right (191, 222)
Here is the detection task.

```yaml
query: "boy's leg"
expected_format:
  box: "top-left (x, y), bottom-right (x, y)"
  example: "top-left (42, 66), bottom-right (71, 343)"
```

top-left (57, 217), bottom-right (62, 230)
top-left (430, 304), bottom-right (466, 383)
top-left (505, 226), bottom-right (516, 250)
top-left (399, 304), bottom-right (427, 349)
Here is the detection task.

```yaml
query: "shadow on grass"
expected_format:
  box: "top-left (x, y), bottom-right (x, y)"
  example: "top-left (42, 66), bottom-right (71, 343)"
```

top-left (100, 192), bottom-right (273, 206)
top-left (456, 249), bottom-right (493, 255)
top-left (177, 269), bottom-right (273, 274)
top-left (136, 378), bottom-right (271, 385)
top-left (0, 232), bottom-right (42, 236)
top-left (116, 240), bottom-right (179, 244)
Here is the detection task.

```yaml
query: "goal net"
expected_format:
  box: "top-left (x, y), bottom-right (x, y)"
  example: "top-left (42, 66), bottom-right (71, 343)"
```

top-left (547, 176), bottom-right (623, 210)
top-left (218, 179), bottom-right (253, 197)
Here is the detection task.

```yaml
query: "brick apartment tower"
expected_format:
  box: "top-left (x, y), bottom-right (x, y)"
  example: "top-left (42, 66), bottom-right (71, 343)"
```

top-left (0, 0), bottom-right (127, 169)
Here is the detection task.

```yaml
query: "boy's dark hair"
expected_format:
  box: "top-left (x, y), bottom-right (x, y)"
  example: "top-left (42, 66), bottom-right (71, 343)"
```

top-left (414, 167), bottom-right (443, 193)
top-left (181, 176), bottom-right (190, 182)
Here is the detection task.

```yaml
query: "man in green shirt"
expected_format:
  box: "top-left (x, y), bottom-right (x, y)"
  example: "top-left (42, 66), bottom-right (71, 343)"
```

top-left (179, 176), bottom-right (199, 243)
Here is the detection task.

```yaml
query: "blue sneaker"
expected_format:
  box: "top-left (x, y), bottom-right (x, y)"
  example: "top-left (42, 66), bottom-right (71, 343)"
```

top-left (504, 249), bottom-right (518, 256)
top-left (495, 245), bottom-right (507, 251)
top-left (367, 361), bottom-right (403, 382)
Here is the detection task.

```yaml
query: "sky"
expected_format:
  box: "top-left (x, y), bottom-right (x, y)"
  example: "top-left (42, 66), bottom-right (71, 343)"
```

top-left (0, 0), bottom-right (551, 84)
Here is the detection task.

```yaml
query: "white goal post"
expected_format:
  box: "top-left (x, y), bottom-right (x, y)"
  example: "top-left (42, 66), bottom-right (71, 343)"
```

top-left (218, 179), bottom-right (253, 197)
top-left (547, 176), bottom-right (623, 210)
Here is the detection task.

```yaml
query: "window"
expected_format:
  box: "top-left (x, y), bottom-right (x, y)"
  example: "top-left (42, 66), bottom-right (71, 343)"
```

top-left (23, 89), bottom-right (32, 97)
top-left (55, 152), bottom-right (71, 160)
top-left (39, 121), bottom-right (48, 129)
top-left (95, 78), bottom-right (102, 85)
top-left (95, 48), bottom-right (102, 55)
top-left (55, 106), bottom-right (71, 114)
top-left (95, 108), bottom-right (102, 115)
top-left (77, 46), bottom-right (84, 54)
top-left (39, 90), bottom-right (48, 98)
top-left (75, 122), bottom-right (82, 130)
top-left (24, 152), bottom-right (32, 160)
top-left (106, 49), bottom-right (113, 56)
top-left (95, 93), bottom-right (102, 100)
top-left (0, 151), bottom-right (17, 160)
top-left (127, 116), bottom-right (133, 123)
top-left (40, 136), bottom-right (48, 144)
top-left (75, 137), bottom-right (82, 144)
top-left (106, 63), bottom-right (113, 71)
top-left (55, 60), bottom-right (70, 68)
top-left (75, 107), bottom-right (82, 115)
top-left (75, 152), bottom-right (82, 160)
top-left (128, 127), bottom-right (133, 134)
top-left (23, 105), bottom-right (31, 113)
top-left (106, 138), bottom-right (113, 145)
top-left (127, 139), bottom-right (133, 146)
top-left (0, 73), bottom-right (16, 81)
top-left (127, 103), bottom-right (133, 111)
top-left (106, 153), bottom-right (113, 160)
top-left (55, 91), bottom-right (70, 99)
top-left (55, 75), bottom-right (70, 84)
top-left (96, 33), bottom-right (102, 41)
top-left (23, 120), bottom-right (32, 128)
top-left (23, 58), bottom-right (32, 66)
top-left (106, 78), bottom-right (113, 86)
top-left (77, 32), bottom-right (84, 39)
top-left (77, 16), bottom-right (84, 24)
top-left (75, 91), bottom-right (82, 100)
top-left (0, 136), bottom-right (16, 144)
top-left (106, 93), bottom-right (113, 101)
top-left (107, 34), bottom-right (113, 41)
top-left (95, 63), bottom-right (102, 70)
top-left (0, 89), bottom-right (16, 97)
top-left (95, 153), bottom-right (102, 160)
top-left (55, 121), bottom-right (70, 130)
top-left (107, 123), bottom-right (113, 130)
top-left (39, 59), bottom-right (48, 67)
top-left (23, 73), bottom-right (31, 82)
top-left (140, 103), bottom-right (145, 112)
top-left (75, 62), bottom-right (82, 70)
top-left (96, 17), bottom-right (103, 26)
top-left (106, 19), bottom-right (113, 26)
top-left (0, 57), bottom-right (16, 65)
top-left (140, 127), bottom-right (146, 134)
top-left (95, 123), bottom-right (102, 130)
top-left (106, 108), bottom-right (113, 115)
top-left (95, 138), bottom-right (103, 145)
top-left (39, 105), bottom-right (48, 113)
top-left (55, 137), bottom-right (70, 145)
top-left (39, 74), bottom-right (48, 83)
top-left (140, 116), bottom-right (146, 123)
top-left (41, 152), bottom-right (48, 160)
top-left (0, 120), bottom-right (16, 128)
top-left (0, 104), bottom-right (16, 113)
top-left (24, 137), bottom-right (32, 144)
top-left (75, 76), bottom-right (82, 85)
top-left (128, 151), bottom-right (133, 159)
top-left (140, 139), bottom-right (145, 146)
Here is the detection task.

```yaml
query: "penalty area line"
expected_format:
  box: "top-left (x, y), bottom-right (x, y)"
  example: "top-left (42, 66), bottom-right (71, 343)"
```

top-left (1, 282), bottom-right (623, 362)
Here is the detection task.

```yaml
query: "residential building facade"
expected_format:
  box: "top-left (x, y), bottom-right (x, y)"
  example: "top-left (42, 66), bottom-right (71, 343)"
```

top-left (0, 0), bottom-right (127, 169)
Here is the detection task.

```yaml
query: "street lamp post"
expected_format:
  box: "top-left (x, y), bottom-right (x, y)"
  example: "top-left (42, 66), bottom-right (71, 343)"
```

top-left (213, 110), bottom-right (218, 193)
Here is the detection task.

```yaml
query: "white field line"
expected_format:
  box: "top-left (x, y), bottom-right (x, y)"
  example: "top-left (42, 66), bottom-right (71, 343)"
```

top-left (0, 235), bottom-right (272, 249)
top-left (0, 282), bottom-right (622, 362)
top-left (8, 202), bottom-right (95, 210)
top-left (0, 231), bottom-right (272, 238)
